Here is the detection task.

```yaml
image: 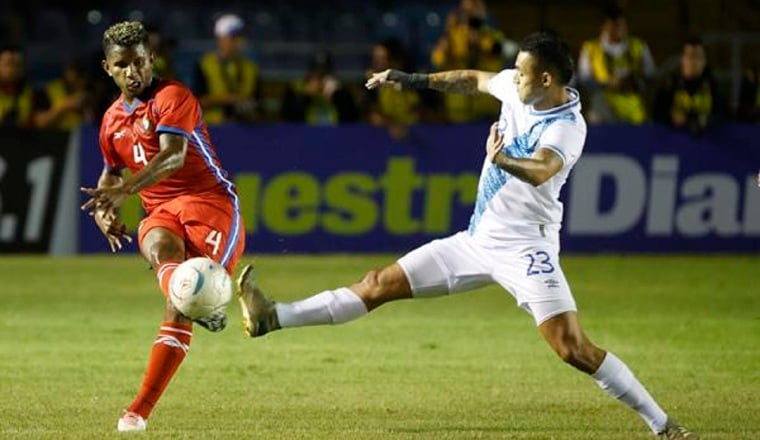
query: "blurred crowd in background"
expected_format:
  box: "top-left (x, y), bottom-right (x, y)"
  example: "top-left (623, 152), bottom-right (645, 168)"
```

top-left (1, 0), bottom-right (759, 140)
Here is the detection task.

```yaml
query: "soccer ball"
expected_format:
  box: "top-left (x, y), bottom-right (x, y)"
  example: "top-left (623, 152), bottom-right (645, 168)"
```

top-left (169, 257), bottom-right (232, 320)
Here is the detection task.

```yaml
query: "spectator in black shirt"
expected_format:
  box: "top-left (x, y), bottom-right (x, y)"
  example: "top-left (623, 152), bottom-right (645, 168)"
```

top-left (654, 37), bottom-right (721, 136)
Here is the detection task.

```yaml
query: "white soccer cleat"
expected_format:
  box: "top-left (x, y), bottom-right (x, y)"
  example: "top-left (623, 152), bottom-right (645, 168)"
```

top-left (117, 411), bottom-right (147, 432)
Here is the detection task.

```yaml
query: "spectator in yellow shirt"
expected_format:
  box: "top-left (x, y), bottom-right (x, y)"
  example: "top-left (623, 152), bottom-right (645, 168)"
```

top-left (430, 0), bottom-right (505, 122)
top-left (578, 6), bottom-right (656, 124)
top-left (0, 44), bottom-right (41, 128)
top-left (280, 50), bottom-right (358, 126)
top-left (365, 38), bottom-right (420, 139)
top-left (194, 14), bottom-right (259, 124)
top-left (36, 58), bottom-right (95, 130)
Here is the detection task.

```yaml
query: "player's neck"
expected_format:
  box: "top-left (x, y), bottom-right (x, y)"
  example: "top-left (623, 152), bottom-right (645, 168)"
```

top-left (532, 87), bottom-right (569, 111)
top-left (122, 94), bottom-right (137, 106)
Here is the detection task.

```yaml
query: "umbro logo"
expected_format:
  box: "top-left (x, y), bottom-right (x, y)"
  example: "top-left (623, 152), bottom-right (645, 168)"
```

top-left (114, 130), bottom-right (126, 139)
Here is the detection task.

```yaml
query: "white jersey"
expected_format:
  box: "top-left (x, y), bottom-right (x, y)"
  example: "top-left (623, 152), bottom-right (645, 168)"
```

top-left (468, 69), bottom-right (587, 247)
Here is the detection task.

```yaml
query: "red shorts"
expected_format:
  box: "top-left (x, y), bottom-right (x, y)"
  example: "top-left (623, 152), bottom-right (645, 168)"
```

top-left (138, 193), bottom-right (246, 274)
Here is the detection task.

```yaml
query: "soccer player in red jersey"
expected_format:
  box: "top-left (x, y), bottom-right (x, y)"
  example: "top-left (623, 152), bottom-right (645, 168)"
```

top-left (80, 21), bottom-right (245, 432)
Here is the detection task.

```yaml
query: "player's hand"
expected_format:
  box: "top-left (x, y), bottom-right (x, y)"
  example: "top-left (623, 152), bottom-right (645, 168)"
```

top-left (80, 185), bottom-right (129, 213)
top-left (91, 208), bottom-right (132, 252)
top-left (485, 122), bottom-right (504, 164)
top-left (365, 69), bottom-right (395, 90)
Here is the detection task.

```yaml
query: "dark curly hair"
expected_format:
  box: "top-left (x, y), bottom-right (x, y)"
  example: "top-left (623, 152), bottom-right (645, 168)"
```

top-left (102, 21), bottom-right (148, 54)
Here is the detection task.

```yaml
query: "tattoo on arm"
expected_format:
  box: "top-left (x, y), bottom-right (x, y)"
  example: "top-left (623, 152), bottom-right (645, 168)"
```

top-left (428, 70), bottom-right (481, 95)
top-left (494, 154), bottom-right (538, 184)
top-left (492, 148), bottom-right (563, 187)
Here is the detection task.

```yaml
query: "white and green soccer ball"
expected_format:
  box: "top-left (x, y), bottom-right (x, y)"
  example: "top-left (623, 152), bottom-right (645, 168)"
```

top-left (169, 257), bottom-right (232, 320)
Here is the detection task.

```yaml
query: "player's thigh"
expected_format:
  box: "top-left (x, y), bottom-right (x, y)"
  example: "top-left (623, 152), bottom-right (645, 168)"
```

top-left (490, 243), bottom-right (577, 325)
top-left (397, 232), bottom-right (493, 297)
top-left (138, 210), bottom-right (186, 266)
top-left (178, 195), bottom-right (246, 274)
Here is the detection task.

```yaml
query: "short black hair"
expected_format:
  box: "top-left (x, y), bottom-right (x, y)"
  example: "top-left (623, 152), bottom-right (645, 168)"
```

top-left (683, 36), bottom-right (705, 48)
top-left (379, 38), bottom-right (406, 64)
top-left (102, 21), bottom-right (148, 54)
top-left (519, 32), bottom-right (575, 85)
top-left (0, 43), bottom-right (22, 55)
top-left (604, 5), bottom-right (625, 21)
top-left (308, 49), bottom-right (334, 75)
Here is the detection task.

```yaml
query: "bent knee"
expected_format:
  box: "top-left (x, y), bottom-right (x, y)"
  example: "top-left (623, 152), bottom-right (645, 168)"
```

top-left (364, 266), bottom-right (409, 290)
top-left (355, 265), bottom-right (411, 308)
top-left (358, 269), bottom-right (387, 296)
top-left (360, 269), bottom-right (380, 287)
top-left (149, 234), bottom-right (183, 254)
top-left (554, 339), bottom-right (602, 373)
top-left (552, 332), bottom-right (586, 360)
top-left (141, 228), bottom-right (184, 265)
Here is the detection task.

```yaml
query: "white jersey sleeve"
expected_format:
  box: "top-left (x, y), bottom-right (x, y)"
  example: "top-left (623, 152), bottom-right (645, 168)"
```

top-left (538, 120), bottom-right (585, 166)
top-left (487, 69), bottom-right (519, 105)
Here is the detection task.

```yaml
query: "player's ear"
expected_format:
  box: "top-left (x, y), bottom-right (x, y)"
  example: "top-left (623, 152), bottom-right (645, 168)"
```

top-left (101, 59), bottom-right (112, 77)
top-left (541, 71), bottom-right (552, 88)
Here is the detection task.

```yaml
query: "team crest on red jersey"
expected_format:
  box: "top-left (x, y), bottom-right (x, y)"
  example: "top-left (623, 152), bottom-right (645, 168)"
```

top-left (140, 115), bottom-right (152, 134)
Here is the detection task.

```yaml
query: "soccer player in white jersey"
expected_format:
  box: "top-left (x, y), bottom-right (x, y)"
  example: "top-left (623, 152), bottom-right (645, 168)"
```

top-left (236, 32), bottom-right (697, 439)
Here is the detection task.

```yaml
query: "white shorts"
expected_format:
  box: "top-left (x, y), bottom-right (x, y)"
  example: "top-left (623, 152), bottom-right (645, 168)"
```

top-left (397, 231), bottom-right (577, 325)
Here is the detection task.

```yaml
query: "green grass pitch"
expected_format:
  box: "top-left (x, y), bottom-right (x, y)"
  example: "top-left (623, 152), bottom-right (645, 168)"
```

top-left (0, 254), bottom-right (758, 439)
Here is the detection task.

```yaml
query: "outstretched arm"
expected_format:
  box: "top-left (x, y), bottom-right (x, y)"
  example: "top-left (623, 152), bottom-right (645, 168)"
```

top-left (121, 132), bottom-right (188, 195)
top-left (366, 69), bottom-right (495, 95)
top-left (427, 70), bottom-right (496, 94)
top-left (484, 122), bottom-right (563, 187)
top-left (81, 132), bottom-right (188, 213)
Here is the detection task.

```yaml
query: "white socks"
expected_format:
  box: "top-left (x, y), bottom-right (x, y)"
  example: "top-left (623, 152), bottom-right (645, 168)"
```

top-left (592, 352), bottom-right (668, 434)
top-left (275, 291), bottom-right (670, 432)
top-left (275, 287), bottom-right (368, 328)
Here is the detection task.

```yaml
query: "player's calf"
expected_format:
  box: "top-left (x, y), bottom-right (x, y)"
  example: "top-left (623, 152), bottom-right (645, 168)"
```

top-left (349, 264), bottom-right (412, 311)
top-left (539, 312), bottom-right (605, 374)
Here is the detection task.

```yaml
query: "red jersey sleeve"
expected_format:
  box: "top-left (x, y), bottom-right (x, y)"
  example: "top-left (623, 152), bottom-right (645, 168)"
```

top-left (99, 112), bottom-right (125, 171)
top-left (153, 83), bottom-right (201, 139)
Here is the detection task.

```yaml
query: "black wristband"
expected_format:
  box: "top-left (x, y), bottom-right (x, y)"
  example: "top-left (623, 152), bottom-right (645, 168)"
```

top-left (387, 69), bottom-right (429, 90)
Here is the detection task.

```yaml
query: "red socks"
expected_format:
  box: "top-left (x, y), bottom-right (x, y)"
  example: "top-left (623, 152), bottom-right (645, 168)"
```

top-left (127, 321), bottom-right (192, 419)
top-left (127, 260), bottom-right (190, 419)
top-left (156, 261), bottom-right (181, 298)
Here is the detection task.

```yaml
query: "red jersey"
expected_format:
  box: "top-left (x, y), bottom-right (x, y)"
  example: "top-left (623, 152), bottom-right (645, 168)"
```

top-left (99, 79), bottom-right (237, 214)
